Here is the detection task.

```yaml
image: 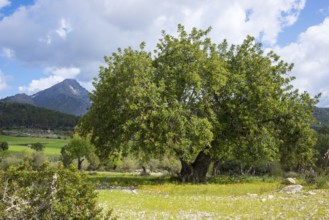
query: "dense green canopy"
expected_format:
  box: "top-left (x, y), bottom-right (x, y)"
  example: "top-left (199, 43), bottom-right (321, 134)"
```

top-left (80, 25), bottom-right (318, 182)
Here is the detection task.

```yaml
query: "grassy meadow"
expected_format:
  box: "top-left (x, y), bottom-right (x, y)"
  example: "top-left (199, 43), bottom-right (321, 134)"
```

top-left (0, 135), bottom-right (69, 155)
top-left (88, 172), bottom-right (329, 219)
top-left (97, 181), bottom-right (329, 219)
top-left (99, 183), bottom-right (329, 219)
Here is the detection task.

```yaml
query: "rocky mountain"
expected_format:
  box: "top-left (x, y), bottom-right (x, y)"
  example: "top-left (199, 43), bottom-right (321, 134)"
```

top-left (1, 79), bottom-right (91, 116)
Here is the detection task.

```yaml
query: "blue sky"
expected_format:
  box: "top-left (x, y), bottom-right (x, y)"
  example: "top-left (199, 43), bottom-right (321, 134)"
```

top-left (1, 0), bottom-right (329, 106)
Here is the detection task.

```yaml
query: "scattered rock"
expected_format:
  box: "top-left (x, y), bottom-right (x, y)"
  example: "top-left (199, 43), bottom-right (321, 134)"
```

top-left (308, 191), bottom-right (316, 195)
top-left (283, 177), bottom-right (296, 185)
top-left (247, 193), bottom-right (258, 197)
top-left (280, 185), bottom-right (303, 193)
top-left (122, 189), bottom-right (138, 194)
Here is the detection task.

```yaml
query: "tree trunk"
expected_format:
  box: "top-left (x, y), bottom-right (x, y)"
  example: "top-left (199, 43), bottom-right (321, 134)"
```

top-left (179, 159), bottom-right (193, 183)
top-left (179, 151), bottom-right (211, 183)
top-left (140, 165), bottom-right (150, 176)
top-left (78, 158), bottom-right (84, 170)
top-left (212, 160), bottom-right (220, 177)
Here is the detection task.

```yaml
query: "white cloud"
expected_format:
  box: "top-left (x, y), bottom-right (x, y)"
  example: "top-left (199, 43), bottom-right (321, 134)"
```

top-left (274, 17), bottom-right (329, 106)
top-left (0, 0), bottom-right (10, 9)
top-left (0, 0), bottom-right (305, 90)
top-left (56, 18), bottom-right (72, 39)
top-left (19, 67), bottom-right (80, 93)
top-left (1, 47), bottom-right (15, 58)
top-left (0, 69), bottom-right (8, 90)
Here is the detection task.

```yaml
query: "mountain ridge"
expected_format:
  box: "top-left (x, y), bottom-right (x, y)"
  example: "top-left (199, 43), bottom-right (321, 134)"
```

top-left (1, 79), bottom-right (91, 116)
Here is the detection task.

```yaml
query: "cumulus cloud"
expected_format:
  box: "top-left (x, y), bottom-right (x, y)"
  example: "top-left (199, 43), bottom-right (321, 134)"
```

top-left (0, 0), bottom-right (305, 89)
top-left (0, 0), bottom-right (10, 9)
top-left (274, 17), bottom-right (329, 106)
top-left (19, 67), bottom-right (80, 93)
top-left (0, 69), bottom-right (8, 90)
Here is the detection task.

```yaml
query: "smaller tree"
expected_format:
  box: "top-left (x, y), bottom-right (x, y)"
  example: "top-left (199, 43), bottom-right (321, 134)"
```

top-left (61, 135), bottom-right (99, 170)
top-left (30, 142), bottom-right (44, 151)
top-left (0, 142), bottom-right (9, 160)
top-left (0, 141), bottom-right (8, 151)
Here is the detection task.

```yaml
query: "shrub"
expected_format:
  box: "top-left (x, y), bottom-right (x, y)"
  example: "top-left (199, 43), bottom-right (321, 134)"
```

top-left (30, 142), bottom-right (44, 151)
top-left (160, 156), bottom-right (181, 176)
top-left (0, 141), bottom-right (8, 151)
top-left (117, 156), bottom-right (139, 172)
top-left (30, 152), bottom-right (48, 170)
top-left (269, 161), bottom-right (283, 177)
top-left (0, 164), bottom-right (114, 219)
top-left (301, 170), bottom-right (317, 185)
top-left (71, 158), bottom-right (90, 171)
top-left (1, 151), bottom-right (49, 171)
top-left (1, 156), bottom-right (21, 170)
top-left (147, 159), bottom-right (160, 172)
top-left (316, 175), bottom-right (329, 189)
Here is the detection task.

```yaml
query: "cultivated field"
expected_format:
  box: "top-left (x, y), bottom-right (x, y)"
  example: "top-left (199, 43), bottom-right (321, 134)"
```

top-left (0, 135), bottom-right (69, 155)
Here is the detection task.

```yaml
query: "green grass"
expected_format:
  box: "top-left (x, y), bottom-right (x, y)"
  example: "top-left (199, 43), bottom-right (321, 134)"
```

top-left (98, 183), bottom-right (329, 219)
top-left (0, 135), bottom-right (69, 155)
top-left (90, 172), bottom-right (329, 218)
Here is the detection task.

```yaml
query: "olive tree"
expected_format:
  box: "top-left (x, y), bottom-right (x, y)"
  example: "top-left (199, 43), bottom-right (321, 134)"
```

top-left (61, 135), bottom-right (99, 170)
top-left (80, 25), bottom-right (318, 182)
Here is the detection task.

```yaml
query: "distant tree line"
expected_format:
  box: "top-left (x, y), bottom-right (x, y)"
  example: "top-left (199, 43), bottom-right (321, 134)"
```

top-left (313, 107), bottom-right (329, 128)
top-left (0, 102), bottom-right (79, 130)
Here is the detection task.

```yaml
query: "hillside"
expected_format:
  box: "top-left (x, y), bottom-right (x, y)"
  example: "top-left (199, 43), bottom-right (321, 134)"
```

top-left (1, 79), bottom-right (91, 116)
top-left (1, 93), bottom-right (35, 105)
top-left (313, 107), bottom-right (329, 127)
top-left (0, 102), bottom-right (79, 130)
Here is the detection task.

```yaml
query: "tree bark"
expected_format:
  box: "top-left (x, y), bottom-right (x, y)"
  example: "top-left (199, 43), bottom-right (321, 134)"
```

top-left (78, 158), bottom-right (84, 170)
top-left (212, 160), bottom-right (220, 177)
top-left (179, 151), bottom-right (212, 183)
top-left (179, 159), bottom-right (193, 183)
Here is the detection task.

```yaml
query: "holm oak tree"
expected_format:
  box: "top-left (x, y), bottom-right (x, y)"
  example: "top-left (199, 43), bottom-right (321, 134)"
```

top-left (80, 25), bottom-right (318, 182)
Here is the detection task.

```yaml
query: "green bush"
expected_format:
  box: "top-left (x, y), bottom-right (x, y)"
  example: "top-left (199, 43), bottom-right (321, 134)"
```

top-left (1, 151), bottom-right (48, 171)
top-left (1, 156), bottom-right (21, 170)
top-left (269, 161), bottom-right (283, 177)
top-left (0, 141), bottom-right (8, 151)
top-left (117, 156), bottom-right (139, 172)
top-left (30, 152), bottom-right (48, 170)
top-left (0, 164), bottom-right (114, 219)
top-left (30, 142), bottom-right (44, 151)
top-left (301, 170), bottom-right (317, 185)
top-left (316, 175), bottom-right (329, 189)
top-left (159, 156), bottom-right (181, 176)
